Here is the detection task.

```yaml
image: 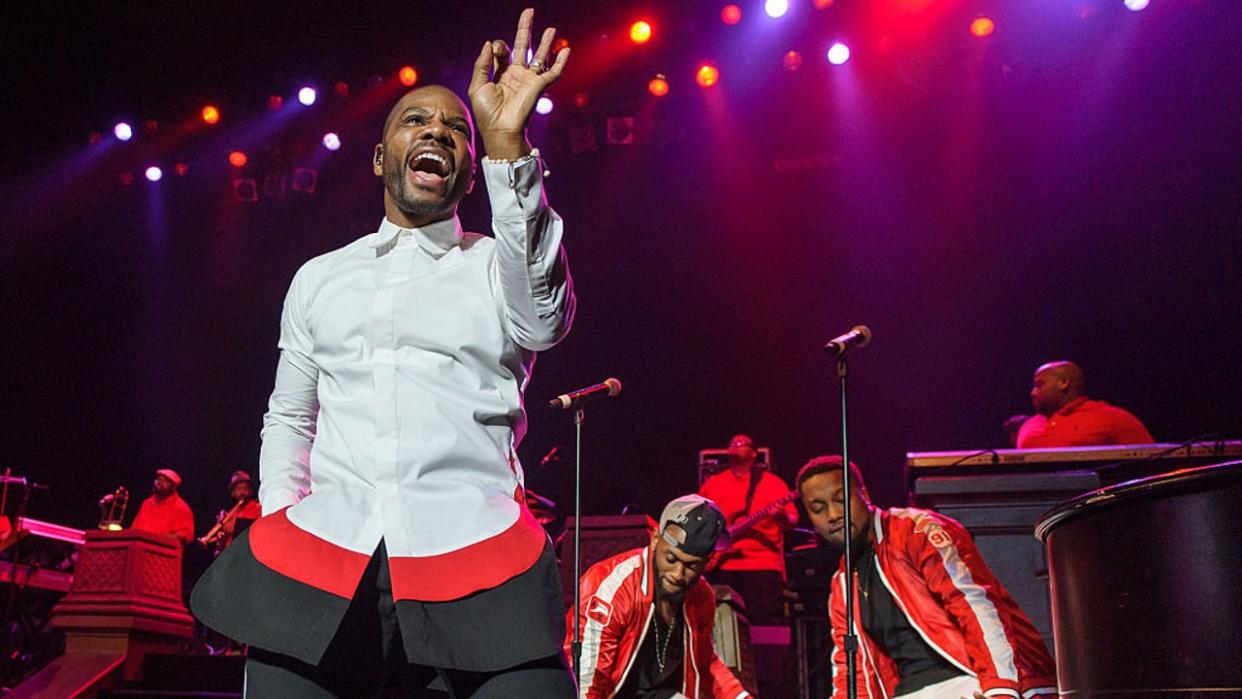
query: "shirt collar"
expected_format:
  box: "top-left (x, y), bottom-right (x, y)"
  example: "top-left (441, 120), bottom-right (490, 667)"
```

top-left (369, 216), bottom-right (463, 257)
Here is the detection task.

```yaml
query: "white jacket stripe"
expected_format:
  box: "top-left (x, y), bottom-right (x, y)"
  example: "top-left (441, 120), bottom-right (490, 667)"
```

top-left (930, 537), bottom-right (1019, 681)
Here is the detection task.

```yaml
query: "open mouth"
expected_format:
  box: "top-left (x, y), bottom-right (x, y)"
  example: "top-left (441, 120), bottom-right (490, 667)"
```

top-left (407, 149), bottom-right (452, 188)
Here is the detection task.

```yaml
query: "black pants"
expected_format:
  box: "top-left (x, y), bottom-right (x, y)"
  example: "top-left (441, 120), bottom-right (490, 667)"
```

top-left (242, 542), bottom-right (575, 698)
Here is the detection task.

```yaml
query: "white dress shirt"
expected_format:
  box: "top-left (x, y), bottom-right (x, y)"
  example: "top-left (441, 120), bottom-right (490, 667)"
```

top-left (256, 155), bottom-right (574, 601)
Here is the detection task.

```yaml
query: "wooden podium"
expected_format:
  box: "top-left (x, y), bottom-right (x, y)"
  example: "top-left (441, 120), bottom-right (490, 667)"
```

top-left (10, 529), bottom-right (194, 699)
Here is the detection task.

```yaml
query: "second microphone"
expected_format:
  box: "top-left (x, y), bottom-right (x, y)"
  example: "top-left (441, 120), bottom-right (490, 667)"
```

top-left (548, 378), bottom-right (623, 410)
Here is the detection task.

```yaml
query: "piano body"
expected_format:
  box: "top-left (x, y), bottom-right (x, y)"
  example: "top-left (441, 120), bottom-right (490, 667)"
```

top-left (903, 440), bottom-right (1242, 655)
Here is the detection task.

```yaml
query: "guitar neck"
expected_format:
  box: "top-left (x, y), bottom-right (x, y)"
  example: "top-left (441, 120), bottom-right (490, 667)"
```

top-left (728, 490), bottom-right (798, 538)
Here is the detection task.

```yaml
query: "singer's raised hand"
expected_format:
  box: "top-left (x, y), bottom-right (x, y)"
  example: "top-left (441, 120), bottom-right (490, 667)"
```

top-left (468, 8), bottom-right (570, 161)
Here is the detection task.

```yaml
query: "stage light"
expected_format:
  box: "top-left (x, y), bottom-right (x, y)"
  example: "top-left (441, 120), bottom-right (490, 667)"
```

top-left (228, 151), bottom-right (248, 168)
top-left (333, 82), bottom-right (350, 97)
top-left (765, 0), bottom-right (789, 18)
top-left (553, 38), bottom-right (570, 53)
top-left (814, 0), bottom-right (834, 8)
top-left (1124, 0), bottom-right (1149, 10)
top-left (298, 87), bottom-right (317, 106)
top-left (721, 4), bottom-right (742, 25)
top-left (573, 92), bottom-right (590, 108)
top-left (174, 163), bottom-right (189, 176)
top-left (783, 50), bottom-right (804, 72)
top-left (268, 95), bottom-right (283, 111)
top-left (535, 97), bottom-right (554, 115)
top-left (322, 132), bottom-right (341, 151)
top-left (88, 131), bottom-right (104, 145)
top-left (648, 75), bottom-right (670, 97)
top-left (827, 42), bottom-right (851, 65)
top-left (114, 122), bottom-right (133, 141)
top-left (695, 64), bottom-right (720, 88)
top-left (201, 105), bottom-right (221, 125)
top-left (145, 166), bottom-right (163, 182)
top-left (630, 20), bottom-right (653, 44)
top-left (399, 65), bottom-right (418, 87)
top-left (970, 16), bottom-right (995, 38)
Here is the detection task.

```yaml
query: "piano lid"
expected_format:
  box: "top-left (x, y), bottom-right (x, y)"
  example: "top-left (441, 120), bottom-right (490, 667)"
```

top-left (906, 441), bottom-right (1242, 469)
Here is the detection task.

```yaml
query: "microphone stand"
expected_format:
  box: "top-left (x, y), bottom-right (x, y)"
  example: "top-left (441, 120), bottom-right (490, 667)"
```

top-left (836, 353), bottom-right (860, 699)
top-left (570, 407), bottom-right (585, 685)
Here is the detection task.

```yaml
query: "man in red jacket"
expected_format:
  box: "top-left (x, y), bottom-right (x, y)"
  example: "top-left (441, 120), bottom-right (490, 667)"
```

top-left (569, 494), bottom-right (751, 699)
top-left (797, 457), bottom-right (1056, 699)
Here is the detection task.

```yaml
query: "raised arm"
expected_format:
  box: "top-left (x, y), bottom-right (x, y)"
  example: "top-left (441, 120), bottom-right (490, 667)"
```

top-left (472, 8), bottom-right (575, 350)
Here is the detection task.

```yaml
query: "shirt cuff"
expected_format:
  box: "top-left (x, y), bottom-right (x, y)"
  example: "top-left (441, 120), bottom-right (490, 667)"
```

top-left (482, 151), bottom-right (545, 220)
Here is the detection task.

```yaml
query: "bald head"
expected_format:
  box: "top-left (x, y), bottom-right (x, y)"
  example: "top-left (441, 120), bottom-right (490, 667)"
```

top-left (1030, 360), bottom-right (1085, 416)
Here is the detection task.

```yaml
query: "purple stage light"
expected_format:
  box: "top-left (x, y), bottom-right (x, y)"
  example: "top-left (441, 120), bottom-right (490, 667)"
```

top-left (536, 97), bottom-right (554, 115)
top-left (144, 166), bottom-right (163, 182)
top-left (114, 122), bottom-right (134, 141)
top-left (298, 87), bottom-right (317, 106)
top-left (322, 132), bottom-right (341, 151)
top-left (1124, 0), bottom-right (1149, 10)
top-left (765, 0), bottom-right (789, 18)
top-left (827, 42), bottom-right (851, 66)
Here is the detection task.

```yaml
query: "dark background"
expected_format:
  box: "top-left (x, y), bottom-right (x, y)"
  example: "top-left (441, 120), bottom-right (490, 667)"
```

top-left (2, 0), bottom-right (1239, 536)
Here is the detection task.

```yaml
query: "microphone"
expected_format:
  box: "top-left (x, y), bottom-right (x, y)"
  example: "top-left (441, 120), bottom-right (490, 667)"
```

top-left (824, 325), bottom-right (872, 355)
top-left (548, 378), bottom-right (622, 410)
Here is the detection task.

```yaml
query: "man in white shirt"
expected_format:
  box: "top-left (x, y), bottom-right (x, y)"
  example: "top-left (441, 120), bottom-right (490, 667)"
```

top-left (192, 9), bottom-right (577, 697)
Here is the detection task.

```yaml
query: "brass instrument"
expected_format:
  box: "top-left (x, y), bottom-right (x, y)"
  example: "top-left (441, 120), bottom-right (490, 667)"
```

top-left (197, 498), bottom-right (249, 551)
top-left (97, 486), bottom-right (129, 531)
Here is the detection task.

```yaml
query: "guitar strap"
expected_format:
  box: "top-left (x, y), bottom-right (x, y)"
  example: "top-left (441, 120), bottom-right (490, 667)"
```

top-left (742, 466), bottom-right (762, 515)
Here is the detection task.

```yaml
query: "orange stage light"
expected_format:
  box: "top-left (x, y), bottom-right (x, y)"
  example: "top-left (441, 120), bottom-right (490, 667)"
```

top-left (970, 16), bottom-right (995, 38)
top-left (228, 151), bottom-right (248, 168)
top-left (201, 105), bottom-right (220, 125)
top-left (721, 4), bottom-right (742, 25)
top-left (696, 64), bottom-right (720, 88)
top-left (648, 76), bottom-right (670, 97)
top-left (399, 66), bottom-right (419, 87)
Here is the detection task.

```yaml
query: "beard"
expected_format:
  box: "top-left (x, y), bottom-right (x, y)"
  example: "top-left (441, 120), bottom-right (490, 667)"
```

top-left (382, 153), bottom-right (470, 221)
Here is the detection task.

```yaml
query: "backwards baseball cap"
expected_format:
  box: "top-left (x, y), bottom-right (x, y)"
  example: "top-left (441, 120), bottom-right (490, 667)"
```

top-left (658, 494), bottom-right (729, 558)
top-left (155, 469), bottom-right (182, 487)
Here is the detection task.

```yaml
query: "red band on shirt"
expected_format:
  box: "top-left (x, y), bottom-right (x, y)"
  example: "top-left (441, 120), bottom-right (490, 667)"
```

top-left (388, 499), bottom-right (546, 603)
top-left (249, 508), bottom-right (372, 599)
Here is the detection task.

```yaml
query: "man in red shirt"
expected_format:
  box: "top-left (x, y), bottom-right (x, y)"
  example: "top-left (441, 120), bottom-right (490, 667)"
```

top-left (1016, 361), bottom-right (1154, 448)
top-left (697, 435), bottom-right (798, 626)
top-left (131, 468), bottom-right (195, 546)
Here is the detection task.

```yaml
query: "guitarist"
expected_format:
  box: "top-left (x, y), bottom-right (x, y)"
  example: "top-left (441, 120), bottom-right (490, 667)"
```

top-left (697, 434), bottom-right (798, 629)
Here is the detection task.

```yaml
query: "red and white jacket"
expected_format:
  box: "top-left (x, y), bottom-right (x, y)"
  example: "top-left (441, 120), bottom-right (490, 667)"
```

top-left (567, 545), bottom-right (751, 699)
top-left (830, 508), bottom-right (1057, 699)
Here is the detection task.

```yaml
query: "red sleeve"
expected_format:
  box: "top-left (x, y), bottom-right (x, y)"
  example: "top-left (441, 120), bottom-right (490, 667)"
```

top-left (567, 562), bottom-right (626, 699)
top-left (1112, 409), bottom-right (1154, 444)
top-left (907, 513), bottom-right (1026, 696)
top-left (708, 653), bottom-right (750, 698)
top-left (172, 502), bottom-right (195, 545)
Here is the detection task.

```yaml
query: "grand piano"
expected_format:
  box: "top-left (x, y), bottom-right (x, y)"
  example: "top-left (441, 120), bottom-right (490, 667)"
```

top-left (903, 440), bottom-right (1242, 652)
